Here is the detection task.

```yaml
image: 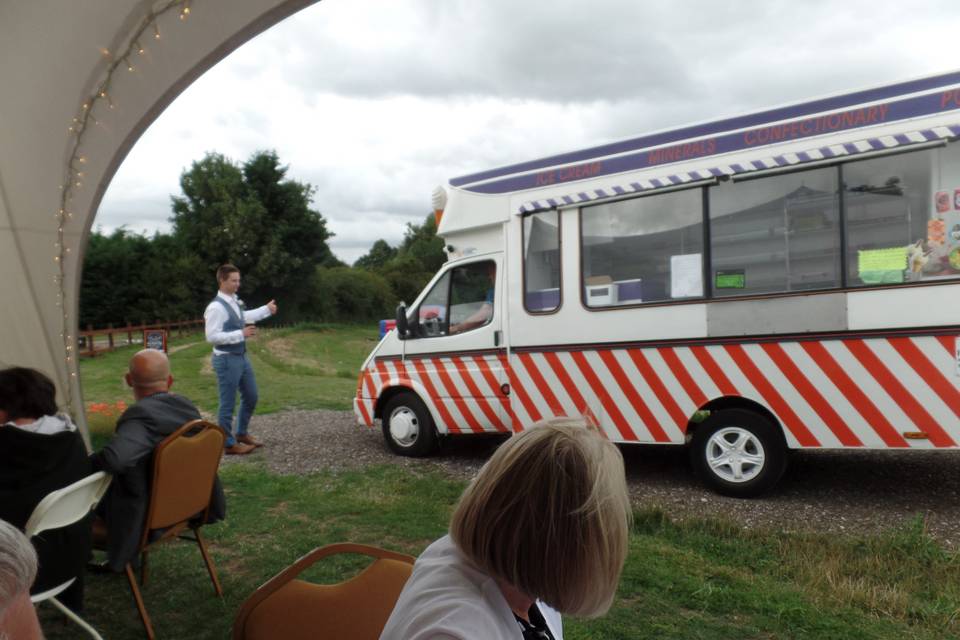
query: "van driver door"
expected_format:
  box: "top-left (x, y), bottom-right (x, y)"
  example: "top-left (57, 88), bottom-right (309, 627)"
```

top-left (401, 258), bottom-right (510, 437)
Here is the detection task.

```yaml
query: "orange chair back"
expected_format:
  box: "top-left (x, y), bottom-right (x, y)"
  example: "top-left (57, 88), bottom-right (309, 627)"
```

top-left (143, 420), bottom-right (225, 538)
top-left (235, 543), bottom-right (415, 640)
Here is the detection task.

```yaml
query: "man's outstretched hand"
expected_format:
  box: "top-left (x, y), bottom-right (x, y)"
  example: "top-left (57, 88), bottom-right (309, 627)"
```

top-left (267, 299), bottom-right (278, 315)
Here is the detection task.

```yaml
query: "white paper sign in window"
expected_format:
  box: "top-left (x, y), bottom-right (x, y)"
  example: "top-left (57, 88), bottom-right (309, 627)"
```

top-left (671, 253), bottom-right (703, 298)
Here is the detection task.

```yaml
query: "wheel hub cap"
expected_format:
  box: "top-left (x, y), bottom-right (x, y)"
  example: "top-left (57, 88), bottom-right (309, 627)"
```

top-left (705, 426), bottom-right (765, 483)
top-left (389, 407), bottom-right (419, 447)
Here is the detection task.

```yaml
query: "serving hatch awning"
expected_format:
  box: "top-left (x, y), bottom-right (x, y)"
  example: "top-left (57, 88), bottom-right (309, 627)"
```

top-left (517, 122), bottom-right (960, 215)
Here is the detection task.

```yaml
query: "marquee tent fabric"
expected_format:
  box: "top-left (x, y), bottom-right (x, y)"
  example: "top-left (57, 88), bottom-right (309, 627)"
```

top-left (0, 0), bottom-right (317, 445)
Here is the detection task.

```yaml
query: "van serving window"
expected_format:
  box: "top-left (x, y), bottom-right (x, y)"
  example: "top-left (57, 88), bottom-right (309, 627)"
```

top-left (522, 211), bottom-right (561, 313)
top-left (580, 187), bottom-right (704, 307)
top-left (706, 142), bottom-right (960, 297)
top-left (845, 142), bottom-right (960, 287)
top-left (575, 141), bottom-right (960, 307)
top-left (710, 166), bottom-right (841, 296)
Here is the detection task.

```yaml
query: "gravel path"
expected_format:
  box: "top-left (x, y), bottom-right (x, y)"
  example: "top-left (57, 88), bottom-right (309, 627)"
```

top-left (222, 409), bottom-right (960, 548)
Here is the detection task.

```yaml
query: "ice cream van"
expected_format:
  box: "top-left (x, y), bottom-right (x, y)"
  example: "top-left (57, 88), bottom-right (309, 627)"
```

top-left (354, 70), bottom-right (960, 496)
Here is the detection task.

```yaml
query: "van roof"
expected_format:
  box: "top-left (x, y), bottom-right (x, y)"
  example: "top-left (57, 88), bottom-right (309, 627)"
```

top-left (450, 69), bottom-right (960, 199)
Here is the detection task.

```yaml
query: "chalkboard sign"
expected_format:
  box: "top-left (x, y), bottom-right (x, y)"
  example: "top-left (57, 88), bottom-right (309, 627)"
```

top-left (143, 329), bottom-right (167, 352)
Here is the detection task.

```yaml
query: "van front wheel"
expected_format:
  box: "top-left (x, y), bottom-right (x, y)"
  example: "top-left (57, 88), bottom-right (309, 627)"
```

top-left (691, 408), bottom-right (786, 498)
top-left (382, 393), bottom-right (438, 457)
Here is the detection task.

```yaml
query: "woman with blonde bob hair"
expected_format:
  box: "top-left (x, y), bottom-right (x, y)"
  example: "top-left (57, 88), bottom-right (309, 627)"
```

top-left (380, 418), bottom-right (631, 640)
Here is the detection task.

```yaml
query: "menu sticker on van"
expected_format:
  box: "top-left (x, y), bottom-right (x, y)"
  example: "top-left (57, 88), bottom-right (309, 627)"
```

top-left (715, 270), bottom-right (745, 289)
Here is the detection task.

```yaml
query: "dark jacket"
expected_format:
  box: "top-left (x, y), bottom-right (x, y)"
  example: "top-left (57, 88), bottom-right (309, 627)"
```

top-left (0, 423), bottom-right (92, 593)
top-left (91, 392), bottom-right (227, 571)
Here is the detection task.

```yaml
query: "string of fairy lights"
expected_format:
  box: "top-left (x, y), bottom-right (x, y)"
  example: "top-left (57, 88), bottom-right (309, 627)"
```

top-left (55, 0), bottom-right (193, 416)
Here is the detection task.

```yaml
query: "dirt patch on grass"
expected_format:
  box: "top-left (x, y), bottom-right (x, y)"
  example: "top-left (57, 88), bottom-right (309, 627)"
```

top-left (168, 341), bottom-right (202, 354)
top-left (264, 336), bottom-right (329, 373)
top-left (265, 337), bottom-right (296, 360)
top-left (266, 501), bottom-right (290, 515)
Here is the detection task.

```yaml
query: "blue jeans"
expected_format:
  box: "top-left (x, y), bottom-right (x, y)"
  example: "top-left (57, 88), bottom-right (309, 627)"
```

top-left (212, 353), bottom-right (258, 447)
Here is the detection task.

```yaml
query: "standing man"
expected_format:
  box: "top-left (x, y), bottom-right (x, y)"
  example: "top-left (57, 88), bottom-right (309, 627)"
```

top-left (204, 264), bottom-right (277, 455)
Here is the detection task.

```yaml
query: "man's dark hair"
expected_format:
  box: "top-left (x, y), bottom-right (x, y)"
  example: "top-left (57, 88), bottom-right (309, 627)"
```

top-left (0, 367), bottom-right (58, 421)
top-left (216, 263), bottom-right (240, 283)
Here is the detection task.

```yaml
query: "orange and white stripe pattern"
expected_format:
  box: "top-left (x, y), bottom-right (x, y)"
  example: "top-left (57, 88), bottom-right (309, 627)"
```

top-left (355, 354), bottom-right (512, 435)
top-left (355, 334), bottom-right (960, 450)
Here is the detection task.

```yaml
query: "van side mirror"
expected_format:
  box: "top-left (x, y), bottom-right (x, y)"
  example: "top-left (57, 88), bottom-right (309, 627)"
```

top-left (395, 303), bottom-right (410, 340)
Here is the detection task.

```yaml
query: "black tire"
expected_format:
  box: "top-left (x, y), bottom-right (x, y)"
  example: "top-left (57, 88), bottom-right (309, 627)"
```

top-left (381, 393), bottom-right (438, 457)
top-left (691, 408), bottom-right (787, 498)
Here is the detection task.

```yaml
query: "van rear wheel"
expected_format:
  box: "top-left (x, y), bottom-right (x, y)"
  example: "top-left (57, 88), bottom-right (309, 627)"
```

top-left (382, 393), bottom-right (438, 457)
top-left (691, 408), bottom-right (786, 498)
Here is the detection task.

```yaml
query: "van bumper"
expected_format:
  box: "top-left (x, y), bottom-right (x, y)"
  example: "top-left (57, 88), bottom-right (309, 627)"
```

top-left (354, 396), bottom-right (375, 427)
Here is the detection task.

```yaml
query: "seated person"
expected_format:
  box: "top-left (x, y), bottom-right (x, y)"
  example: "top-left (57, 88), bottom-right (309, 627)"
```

top-left (0, 367), bottom-right (92, 612)
top-left (449, 296), bottom-right (493, 335)
top-left (449, 262), bottom-right (496, 335)
top-left (380, 418), bottom-right (632, 639)
top-left (0, 519), bottom-right (44, 640)
top-left (90, 349), bottom-right (226, 572)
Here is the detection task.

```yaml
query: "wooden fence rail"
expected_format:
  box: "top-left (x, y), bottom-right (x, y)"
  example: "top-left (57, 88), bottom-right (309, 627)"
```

top-left (78, 319), bottom-right (204, 357)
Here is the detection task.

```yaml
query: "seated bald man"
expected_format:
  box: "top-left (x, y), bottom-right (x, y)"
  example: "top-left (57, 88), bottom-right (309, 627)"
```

top-left (90, 349), bottom-right (226, 572)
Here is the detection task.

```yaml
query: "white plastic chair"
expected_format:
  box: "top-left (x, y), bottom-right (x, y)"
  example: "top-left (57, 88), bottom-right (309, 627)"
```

top-left (25, 470), bottom-right (113, 640)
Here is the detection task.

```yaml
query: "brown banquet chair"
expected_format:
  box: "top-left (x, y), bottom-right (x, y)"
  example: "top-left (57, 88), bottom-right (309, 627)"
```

top-left (124, 419), bottom-right (226, 639)
top-left (232, 543), bottom-right (415, 640)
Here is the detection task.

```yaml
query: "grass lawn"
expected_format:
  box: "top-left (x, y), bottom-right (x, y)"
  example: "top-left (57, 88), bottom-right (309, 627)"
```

top-left (56, 325), bottom-right (960, 639)
top-left (40, 463), bottom-right (960, 640)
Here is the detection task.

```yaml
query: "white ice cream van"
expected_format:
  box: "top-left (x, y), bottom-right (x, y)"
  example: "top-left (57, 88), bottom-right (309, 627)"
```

top-left (354, 70), bottom-right (960, 496)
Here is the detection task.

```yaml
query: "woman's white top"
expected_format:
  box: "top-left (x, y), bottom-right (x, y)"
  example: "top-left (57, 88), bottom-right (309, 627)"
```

top-left (380, 535), bottom-right (563, 640)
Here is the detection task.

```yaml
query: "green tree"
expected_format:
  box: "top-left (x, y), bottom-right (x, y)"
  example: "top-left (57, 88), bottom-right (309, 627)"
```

top-left (399, 213), bottom-right (446, 274)
top-left (368, 213), bottom-right (447, 305)
top-left (354, 239), bottom-right (398, 270)
top-left (82, 154), bottom-right (449, 328)
top-left (307, 266), bottom-right (396, 322)
top-left (380, 253), bottom-right (434, 307)
top-left (170, 151), bottom-right (336, 319)
top-left (79, 228), bottom-right (198, 327)
top-left (141, 234), bottom-right (207, 321)
top-left (80, 229), bottom-right (149, 327)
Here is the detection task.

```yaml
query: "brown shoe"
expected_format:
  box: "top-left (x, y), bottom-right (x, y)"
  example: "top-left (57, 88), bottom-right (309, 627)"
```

top-left (237, 434), bottom-right (264, 448)
top-left (225, 443), bottom-right (255, 455)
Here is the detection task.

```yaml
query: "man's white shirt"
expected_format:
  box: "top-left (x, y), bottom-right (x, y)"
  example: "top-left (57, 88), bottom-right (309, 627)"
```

top-left (204, 292), bottom-right (273, 355)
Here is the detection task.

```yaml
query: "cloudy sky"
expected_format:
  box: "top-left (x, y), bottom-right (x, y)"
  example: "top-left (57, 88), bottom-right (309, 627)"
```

top-left (96, 0), bottom-right (960, 264)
